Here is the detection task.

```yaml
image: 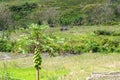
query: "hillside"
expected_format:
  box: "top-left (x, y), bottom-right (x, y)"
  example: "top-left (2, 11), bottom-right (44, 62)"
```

top-left (0, 0), bottom-right (120, 29)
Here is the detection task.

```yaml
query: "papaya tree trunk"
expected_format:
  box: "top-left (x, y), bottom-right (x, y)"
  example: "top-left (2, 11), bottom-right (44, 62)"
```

top-left (36, 67), bottom-right (39, 80)
top-left (36, 32), bottom-right (40, 80)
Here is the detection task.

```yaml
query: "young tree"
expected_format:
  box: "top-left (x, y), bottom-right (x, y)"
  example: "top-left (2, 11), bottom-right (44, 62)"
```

top-left (14, 24), bottom-right (64, 80)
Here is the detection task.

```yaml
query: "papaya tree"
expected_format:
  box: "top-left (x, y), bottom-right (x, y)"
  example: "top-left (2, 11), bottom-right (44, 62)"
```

top-left (14, 24), bottom-right (64, 80)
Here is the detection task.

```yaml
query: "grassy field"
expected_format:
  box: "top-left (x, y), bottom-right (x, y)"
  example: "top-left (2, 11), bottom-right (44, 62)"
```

top-left (0, 25), bottom-right (120, 80)
top-left (7, 25), bottom-right (120, 41)
top-left (0, 53), bottom-right (120, 80)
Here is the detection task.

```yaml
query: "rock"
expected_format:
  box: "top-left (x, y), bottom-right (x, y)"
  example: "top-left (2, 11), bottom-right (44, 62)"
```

top-left (60, 26), bottom-right (68, 31)
top-left (49, 24), bottom-right (54, 28)
top-left (87, 72), bottom-right (120, 80)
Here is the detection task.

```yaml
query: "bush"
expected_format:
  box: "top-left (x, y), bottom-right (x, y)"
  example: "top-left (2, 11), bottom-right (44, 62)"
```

top-left (82, 3), bottom-right (115, 25)
top-left (10, 2), bottom-right (38, 20)
top-left (112, 31), bottom-right (120, 36)
top-left (60, 35), bottom-right (120, 54)
top-left (94, 30), bottom-right (120, 36)
top-left (0, 39), bottom-right (12, 52)
top-left (58, 8), bottom-right (84, 26)
top-left (12, 33), bottom-right (120, 54)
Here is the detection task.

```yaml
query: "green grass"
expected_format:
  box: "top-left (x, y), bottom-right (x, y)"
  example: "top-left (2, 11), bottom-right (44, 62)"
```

top-left (47, 25), bottom-right (120, 42)
top-left (0, 53), bottom-right (120, 80)
top-left (1, 25), bottom-right (120, 79)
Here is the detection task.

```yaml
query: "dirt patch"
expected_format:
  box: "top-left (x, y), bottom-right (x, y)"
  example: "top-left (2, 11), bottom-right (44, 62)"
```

top-left (0, 52), bottom-right (33, 60)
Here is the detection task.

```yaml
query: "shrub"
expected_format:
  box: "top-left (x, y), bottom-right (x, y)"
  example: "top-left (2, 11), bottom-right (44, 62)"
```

top-left (112, 31), bottom-right (120, 36)
top-left (10, 2), bottom-right (38, 20)
top-left (82, 3), bottom-right (115, 25)
top-left (61, 35), bottom-right (120, 54)
top-left (0, 39), bottom-right (12, 52)
top-left (10, 2), bottom-right (37, 12)
top-left (94, 30), bottom-right (120, 36)
top-left (58, 8), bottom-right (84, 26)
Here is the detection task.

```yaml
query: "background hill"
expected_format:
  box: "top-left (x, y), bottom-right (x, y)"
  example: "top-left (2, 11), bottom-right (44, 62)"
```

top-left (0, 0), bottom-right (120, 29)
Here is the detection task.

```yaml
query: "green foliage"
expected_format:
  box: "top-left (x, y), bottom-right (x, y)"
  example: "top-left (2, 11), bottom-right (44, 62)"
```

top-left (14, 24), bottom-right (65, 54)
top-left (57, 1), bottom-right (120, 26)
top-left (12, 36), bottom-right (33, 53)
top-left (94, 30), bottom-right (120, 36)
top-left (47, 18), bottom-right (53, 24)
top-left (94, 30), bottom-right (113, 36)
top-left (53, 34), bottom-right (120, 54)
top-left (14, 26), bottom-right (120, 54)
top-left (14, 24), bottom-right (65, 74)
top-left (10, 2), bottom-right (38, 20)
top-left (13, 24), bottom-right (49, 53)
top-left (44, 36), bottom-right (65, 55)
top-left (10, 2), bottom-right (37, 12)
top-left (1, 0), bottom-right (120, 28)
top-left (58, 8), bottom-right (83, 26)
top-left (82, 3), bottom-right (114, 25)
top-left (13, 23), bottom-right (66, 80)
top-left (0, 39), bottom-right (12, 52)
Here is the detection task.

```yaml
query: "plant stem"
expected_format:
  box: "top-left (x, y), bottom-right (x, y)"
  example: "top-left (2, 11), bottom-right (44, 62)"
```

top-left (36, 67), bottom-right (39, 80)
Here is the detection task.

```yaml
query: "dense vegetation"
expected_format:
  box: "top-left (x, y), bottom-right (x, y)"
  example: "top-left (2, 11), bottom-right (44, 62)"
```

top-left (0, 0), bottom-right (120, 29)
top-left (0, 25), bottom-right (120, 54)
top-left (0, 0), bottom-right (120, 54)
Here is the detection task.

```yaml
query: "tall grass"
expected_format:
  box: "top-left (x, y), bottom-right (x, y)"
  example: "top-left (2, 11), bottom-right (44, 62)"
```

top-left (0, 53), bottom-right (120, 80)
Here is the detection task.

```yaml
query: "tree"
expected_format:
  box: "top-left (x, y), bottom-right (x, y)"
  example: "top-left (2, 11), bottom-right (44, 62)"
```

top-left (0, 4), bottom-right (12, 39)
top-left (0, 4), bottom-right (11, 30)
top-left (14, 24), bottom-right (64, 80)
top-left (82, 1), bottom-right (114, 25)
top-left (31, 7), bottom-right (59, 26)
